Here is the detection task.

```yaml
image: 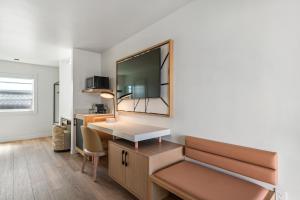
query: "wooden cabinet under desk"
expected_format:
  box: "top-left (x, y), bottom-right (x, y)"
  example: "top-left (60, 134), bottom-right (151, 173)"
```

top-left (108, 139), bottom-right (184, 200)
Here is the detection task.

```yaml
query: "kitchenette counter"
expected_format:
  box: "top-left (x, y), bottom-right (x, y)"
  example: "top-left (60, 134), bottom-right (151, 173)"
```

top-left (75, 113), bottom-right (113, 120)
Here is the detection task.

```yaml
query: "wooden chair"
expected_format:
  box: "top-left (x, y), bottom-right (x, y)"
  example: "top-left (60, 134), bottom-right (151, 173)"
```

top-left (92, 117), bottom-right (113, 151)
top-left (80, 126), bottom-right (106, 181)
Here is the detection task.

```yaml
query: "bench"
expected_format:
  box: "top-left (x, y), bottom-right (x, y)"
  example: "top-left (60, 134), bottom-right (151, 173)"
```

top-left (149, 136), bottom-right (277, 200)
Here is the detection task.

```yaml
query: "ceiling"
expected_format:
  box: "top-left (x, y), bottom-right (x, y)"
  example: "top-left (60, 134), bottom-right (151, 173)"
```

top-left (0, 0), bottom-right (192, 67)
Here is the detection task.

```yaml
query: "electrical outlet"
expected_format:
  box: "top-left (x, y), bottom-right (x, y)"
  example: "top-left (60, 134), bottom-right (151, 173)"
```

top-left (276, 188), bottom-right (288, 200)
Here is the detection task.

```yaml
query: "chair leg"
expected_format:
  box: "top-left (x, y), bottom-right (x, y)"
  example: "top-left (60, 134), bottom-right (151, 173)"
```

top-left (81, 154), bottom-right (87, 173)
top-left (93, 156), bottom-right (99, 182)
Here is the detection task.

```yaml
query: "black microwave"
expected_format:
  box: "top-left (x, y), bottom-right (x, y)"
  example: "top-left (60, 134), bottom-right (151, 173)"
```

top-left (86, 76), bottom-right (109, 89)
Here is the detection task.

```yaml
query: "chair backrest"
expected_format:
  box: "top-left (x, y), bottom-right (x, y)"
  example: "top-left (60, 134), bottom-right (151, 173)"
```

top-left (185, 136), bottom-right (278, 185)
top-left (81, 126), bottom-right (104, 152)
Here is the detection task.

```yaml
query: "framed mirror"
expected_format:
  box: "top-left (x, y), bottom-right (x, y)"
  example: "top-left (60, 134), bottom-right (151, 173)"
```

top-left (116, 40), bottom-right (173, 116)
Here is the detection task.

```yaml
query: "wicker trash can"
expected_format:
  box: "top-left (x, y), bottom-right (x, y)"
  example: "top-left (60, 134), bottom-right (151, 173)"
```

top-left (52, 125), bottom-right (71, 152)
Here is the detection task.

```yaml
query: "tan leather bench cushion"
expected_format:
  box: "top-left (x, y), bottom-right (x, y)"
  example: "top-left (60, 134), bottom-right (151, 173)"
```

top-left (154, 161), bottom-right (269, 200)
top-left (185, 136), bottom-right (277, 170)
top-left (185, 136), bottom-right (278, 185)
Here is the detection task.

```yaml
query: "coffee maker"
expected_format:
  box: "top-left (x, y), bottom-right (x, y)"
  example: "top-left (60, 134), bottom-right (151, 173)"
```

top-left (94, 104), bottom-right (106, 114)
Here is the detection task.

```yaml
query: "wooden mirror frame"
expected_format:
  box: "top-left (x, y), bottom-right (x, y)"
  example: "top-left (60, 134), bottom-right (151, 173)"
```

top-left (116, 39), bottom-right (173, 117)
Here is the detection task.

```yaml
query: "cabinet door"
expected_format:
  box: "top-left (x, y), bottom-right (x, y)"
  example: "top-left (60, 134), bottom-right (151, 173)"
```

top-left (75, 119), bottom-right (84, 150)
top-left (125, 151), bottom-right (148, 199)
top-left (108, 142), bottom-right (125, 185)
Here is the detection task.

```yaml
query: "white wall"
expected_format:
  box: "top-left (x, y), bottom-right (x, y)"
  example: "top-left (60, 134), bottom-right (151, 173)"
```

top-left (0, 60), bottom-right (58, 142)
top-left (101, 0), bottom-right (300, 198)
top-left (59, 58), bottom-right (73, 120)
top-left (73, 49), bottom-right (102, 113)
top-left (59, 49), bottom-right (102, 153)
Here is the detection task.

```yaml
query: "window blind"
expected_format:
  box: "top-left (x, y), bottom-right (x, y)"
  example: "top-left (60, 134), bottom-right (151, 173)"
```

top-left (0, 77), bottom-right (34, 110)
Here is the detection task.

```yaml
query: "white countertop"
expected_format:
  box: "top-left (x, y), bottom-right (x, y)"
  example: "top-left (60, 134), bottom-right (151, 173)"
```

top-left (87, 121), bottom-right (170, 142)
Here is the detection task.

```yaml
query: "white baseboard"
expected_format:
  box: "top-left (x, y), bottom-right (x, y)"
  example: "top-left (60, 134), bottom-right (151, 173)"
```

top-left (0, 132), bottom-right (51, 143)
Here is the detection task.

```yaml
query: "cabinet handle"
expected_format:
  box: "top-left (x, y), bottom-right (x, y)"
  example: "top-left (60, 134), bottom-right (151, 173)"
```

top-left (125, 151), bottom-right (128, 167)
top-left (122, 150), bottom-right (125, 165)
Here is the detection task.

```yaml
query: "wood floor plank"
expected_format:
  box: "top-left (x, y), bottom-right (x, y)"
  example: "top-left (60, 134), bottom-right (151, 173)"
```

top-left (23, 139), bottom-right (55, 200)
top-left (12, 141), bottom-right (35, 200)
top-left (0, 137), bottom-right (136, 200)
top-left (0, 143), bottom-right (13, 200)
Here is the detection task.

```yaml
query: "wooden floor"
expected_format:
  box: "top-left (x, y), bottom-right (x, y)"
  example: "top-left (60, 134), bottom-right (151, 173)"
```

top-left (0, 137), bottom-right (137, 200)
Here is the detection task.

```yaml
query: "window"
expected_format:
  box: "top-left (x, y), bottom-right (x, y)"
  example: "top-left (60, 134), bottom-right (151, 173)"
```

top-left (0, 77), bottom-right (34, 112)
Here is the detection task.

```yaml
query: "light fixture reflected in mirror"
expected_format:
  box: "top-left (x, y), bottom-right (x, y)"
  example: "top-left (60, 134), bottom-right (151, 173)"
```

top-left (117, 93), bottom-right (133, 105)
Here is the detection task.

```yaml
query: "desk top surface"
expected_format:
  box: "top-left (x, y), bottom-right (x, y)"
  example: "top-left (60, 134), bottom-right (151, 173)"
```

top-left (87, 121), bottom-right (171, 142)
top-left (110, 139), bottom-right (183, 157)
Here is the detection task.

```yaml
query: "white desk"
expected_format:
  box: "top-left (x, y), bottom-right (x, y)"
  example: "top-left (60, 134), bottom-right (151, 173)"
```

top-left (87, 121), bottom-right (171, 148)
